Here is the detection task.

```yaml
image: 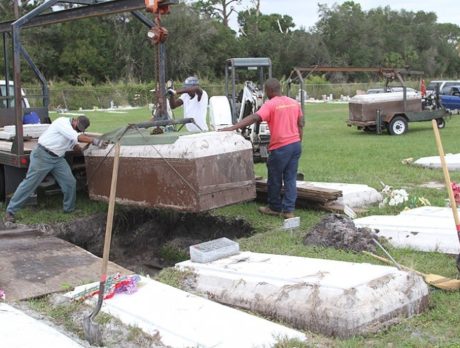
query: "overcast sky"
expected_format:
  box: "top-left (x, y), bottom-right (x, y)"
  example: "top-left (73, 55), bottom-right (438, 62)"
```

top-left (233, 0), bottom-right (460, 30)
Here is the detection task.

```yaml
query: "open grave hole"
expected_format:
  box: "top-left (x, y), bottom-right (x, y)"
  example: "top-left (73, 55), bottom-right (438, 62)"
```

top-left (51, 207), bottom-right (254, 275)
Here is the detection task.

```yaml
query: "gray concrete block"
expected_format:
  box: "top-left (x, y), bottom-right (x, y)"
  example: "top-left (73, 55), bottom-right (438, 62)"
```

top-left (283, 217), bottom-right (300, 229)
top-left (190, 237), bottom-right (239, 263)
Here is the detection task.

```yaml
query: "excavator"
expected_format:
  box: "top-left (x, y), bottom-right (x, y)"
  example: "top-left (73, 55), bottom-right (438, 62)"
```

top-left (209, 57), bottom-right (272, 162)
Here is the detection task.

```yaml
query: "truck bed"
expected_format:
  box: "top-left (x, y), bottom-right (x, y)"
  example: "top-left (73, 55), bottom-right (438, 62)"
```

top-left (0, 138), bottom-right (37, 153)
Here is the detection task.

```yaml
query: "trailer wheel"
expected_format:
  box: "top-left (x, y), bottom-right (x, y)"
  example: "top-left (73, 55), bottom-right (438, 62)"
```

top-left (436, 118), bottom-right (446, 129)
top-left (388, 116), bottom-right (408, 135)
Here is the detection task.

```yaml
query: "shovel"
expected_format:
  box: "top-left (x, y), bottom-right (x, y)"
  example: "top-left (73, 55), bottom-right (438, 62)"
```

top-left (431, 119), bottom-right (460, 275)
top-left (83, 142), bottom-right (121, 346)
top-left (363, 251), bottom-right (460, 290)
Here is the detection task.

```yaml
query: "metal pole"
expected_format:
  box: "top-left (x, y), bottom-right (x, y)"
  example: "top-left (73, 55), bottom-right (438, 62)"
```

top-left (157, 42), bottom-right (167, 120)
top-left (396, 72), bottom-right (407, 112)
top-left (224, 61), bottom-right (228, 97)
top-left (3, 32), bottom-right (10, 108)
top-left (13, 0), bottom-right (19, 18)
top-left (231, 61), bottom-right (236, 124)
top-left (20, 45), bottom-right (49, 108)
top-left (295, 68), bottom-right (305, 113)
top-left (376, 109), bottom-right (382, 134)
top-left (12, 25), bottom-right (24, 156)
top-left (258, 67), bottom-right (263, 89)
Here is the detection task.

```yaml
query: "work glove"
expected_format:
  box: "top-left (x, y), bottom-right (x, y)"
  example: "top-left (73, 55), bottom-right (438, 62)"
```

top-left (92, 138), bottom-right (108, 149)
top-left (166, 88), bottom-right (176, 97)
top-left (166, 79), bottom-right (174, 89)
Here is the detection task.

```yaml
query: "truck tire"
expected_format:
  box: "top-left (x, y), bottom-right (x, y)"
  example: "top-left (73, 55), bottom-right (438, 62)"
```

top-left (388, 116), bottom-right (408, 135)
top-left (436, 118), bottom-right (446, 129)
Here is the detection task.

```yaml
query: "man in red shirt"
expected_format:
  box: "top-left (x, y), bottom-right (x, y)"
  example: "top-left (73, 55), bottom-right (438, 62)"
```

top-left (220, 78), bottom-right (303, 218)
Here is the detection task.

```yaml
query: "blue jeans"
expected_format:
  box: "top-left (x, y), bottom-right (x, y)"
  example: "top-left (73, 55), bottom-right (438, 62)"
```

top-left (266, 141), bottom-right (301, 213)
top-left (7, 146), bottom-right (76, 214)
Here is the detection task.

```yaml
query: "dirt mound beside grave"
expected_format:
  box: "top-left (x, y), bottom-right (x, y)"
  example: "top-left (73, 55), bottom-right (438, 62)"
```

top-left (304, 214), bottom-right (377, 252)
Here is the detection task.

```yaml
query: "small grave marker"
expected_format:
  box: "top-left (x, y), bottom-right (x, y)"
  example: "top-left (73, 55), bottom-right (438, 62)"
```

top-left (190, 237), bottom-right (240, 263)
top-left (283, 217), bottom-right (300, 230)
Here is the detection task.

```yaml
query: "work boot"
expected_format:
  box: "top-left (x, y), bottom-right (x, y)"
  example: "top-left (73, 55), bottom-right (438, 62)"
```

top-left (258, 206), bottom-right (281, 217)
top-left (281, 212), bottom-right (295, 219)
top-left (4, 212), bottom-right (15, 223)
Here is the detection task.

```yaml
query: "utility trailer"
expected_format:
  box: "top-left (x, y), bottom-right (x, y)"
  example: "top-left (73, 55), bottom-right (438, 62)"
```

top-left (348, 92), bottom-right (448, 135)
top-left (287, 66), bottom-right (450, 135)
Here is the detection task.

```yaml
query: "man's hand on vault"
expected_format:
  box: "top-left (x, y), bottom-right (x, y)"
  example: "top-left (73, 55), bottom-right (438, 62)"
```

top-left (92, 137), bottom-right (109, 149)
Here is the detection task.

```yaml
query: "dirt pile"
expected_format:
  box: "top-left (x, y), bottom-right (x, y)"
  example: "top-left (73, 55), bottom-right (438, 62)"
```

top-left (303, 214), bottom-right (378, 252)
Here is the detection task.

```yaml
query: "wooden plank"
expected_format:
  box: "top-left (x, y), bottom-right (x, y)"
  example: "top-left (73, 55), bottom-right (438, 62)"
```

top-left (0, 232), bottom-right (131, 301)
top-left (256, 179), bottom-right (342, 203)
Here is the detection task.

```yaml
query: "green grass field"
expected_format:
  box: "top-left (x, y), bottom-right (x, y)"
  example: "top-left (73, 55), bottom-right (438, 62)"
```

top-left (22, 104), bottom-right (460, 346)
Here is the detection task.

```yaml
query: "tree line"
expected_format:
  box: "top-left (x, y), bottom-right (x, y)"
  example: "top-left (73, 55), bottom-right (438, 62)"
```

top-left (1, 0), bottom-right (459, 85)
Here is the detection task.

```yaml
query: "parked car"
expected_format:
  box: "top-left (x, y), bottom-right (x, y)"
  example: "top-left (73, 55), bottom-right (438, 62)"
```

top-left (439, 85), bottom-right (460, 111)
top-left (426, 80), bottom-right (460, 96)
top-left (0, 79), bottom-right (30, 108)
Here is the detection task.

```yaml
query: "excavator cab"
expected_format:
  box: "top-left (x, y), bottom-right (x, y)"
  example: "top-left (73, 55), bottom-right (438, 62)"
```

top-left (209, 57), bottom-right (272, 162)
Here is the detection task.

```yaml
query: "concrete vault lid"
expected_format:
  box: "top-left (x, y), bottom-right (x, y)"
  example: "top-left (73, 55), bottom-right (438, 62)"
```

top-left (86, 130), bottom-right (252, 159)
top-left (176, 251), bottom-right (429, 338)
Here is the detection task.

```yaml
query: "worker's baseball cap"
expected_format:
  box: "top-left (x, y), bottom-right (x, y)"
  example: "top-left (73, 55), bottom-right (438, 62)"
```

top-left (183, 76), bottom-right (199, 88)
top-left (76, 115), bottom-right (90, 132)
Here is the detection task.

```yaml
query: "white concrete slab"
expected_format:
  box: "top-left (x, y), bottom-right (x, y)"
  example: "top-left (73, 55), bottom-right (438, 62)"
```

top-left (2, 124), bottom-right (50, 139)
top-left (176, 252), bottom-right (428, 338)
top-left (87, 131), bottom-right (252, 159)
top-left (0, 130), bottom-right (14, 140)
top-left (301, 181), bottom-right (382, 208)
top-left (413, 153), bottom-right (460, 170)
top-left (0, 303), bottom-right (83, 348)
top-left (351, 91), bottom-right (420, 104)
top-left (67, 277), bottom-right (306, 347)
top-left (354, 206), bottom-right (460, 254)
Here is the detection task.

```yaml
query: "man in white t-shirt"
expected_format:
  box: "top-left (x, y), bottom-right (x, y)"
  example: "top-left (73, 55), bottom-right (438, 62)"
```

top-left (167, 76), bottom-right (209, 132)
top-left (4, 116), bottom-right (106, 223)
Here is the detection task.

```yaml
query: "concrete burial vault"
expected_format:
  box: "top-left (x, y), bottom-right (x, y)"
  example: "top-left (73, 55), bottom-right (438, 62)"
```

top-left (0, 303), bottom-right (83, 348)
top-left (303, 181), bottom-right (382, 208)
top-left (176, 252), bottom-right (429, 338)
top-left (413, 153), bottom-right (460, 171)
top-left (354, 206), bottom-right (460, 254)
top-left (68, 277), bottom-right (306, 348)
